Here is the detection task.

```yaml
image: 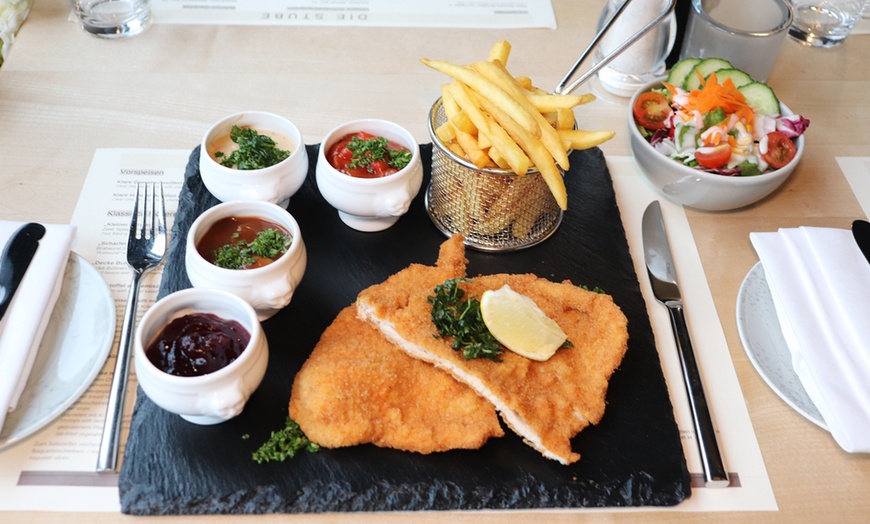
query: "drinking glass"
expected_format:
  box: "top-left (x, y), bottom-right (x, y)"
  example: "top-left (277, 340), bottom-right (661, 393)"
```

top-left (788, 0), bottom-right (870, 47)
top-left (679, 0), bottom-right (792, 82)
top-left (68, 0), bottom-right (151, 38)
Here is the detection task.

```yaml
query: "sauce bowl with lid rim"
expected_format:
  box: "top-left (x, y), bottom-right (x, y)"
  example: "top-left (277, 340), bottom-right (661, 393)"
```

top-left (315, 118), bottom-right (424, 232)
top-left (133, 287), bottom-right (268, 425)
top-left (199, 110), bottom-right (309, 208)
top-left (185, 199), bottom-right (307, 321)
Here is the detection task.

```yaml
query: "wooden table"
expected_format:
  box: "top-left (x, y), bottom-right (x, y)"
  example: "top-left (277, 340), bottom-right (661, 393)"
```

top-left (1, 0), bottom-right (868, 522)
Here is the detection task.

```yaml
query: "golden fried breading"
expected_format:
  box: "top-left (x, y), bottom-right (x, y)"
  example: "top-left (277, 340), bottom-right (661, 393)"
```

top-left (357, 237), bottom-right (629, 464)
top-left (289, 237), bottom-right (503, 454)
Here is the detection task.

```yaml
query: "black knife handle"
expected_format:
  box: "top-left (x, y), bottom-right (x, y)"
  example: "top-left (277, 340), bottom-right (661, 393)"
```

top-left (852, 220), bottom-right (870, 265)
top-left (0, 222), bottom-right (46, 320)
top-left (665, 300), bottom-right (730, 488)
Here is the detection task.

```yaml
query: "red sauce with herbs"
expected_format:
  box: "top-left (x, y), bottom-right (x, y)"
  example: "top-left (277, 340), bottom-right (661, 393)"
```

top-left (327, 131), bottom-right (411, 179)
top-left (145, 313), bottom-right (250, 377)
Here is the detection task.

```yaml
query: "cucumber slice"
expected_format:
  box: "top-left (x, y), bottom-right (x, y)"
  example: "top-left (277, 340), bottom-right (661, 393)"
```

top-left (684, 57), bottom-right (733, 91)
top-left (713, 68), bottom-right (754, 88)
top-left (666, 58), bottom-right (701, 89)
top-left (739, 81), bottom-right (781, 115)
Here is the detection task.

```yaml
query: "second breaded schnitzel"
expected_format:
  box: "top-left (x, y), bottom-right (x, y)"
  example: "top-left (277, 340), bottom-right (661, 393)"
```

top-left (289, 236), bottom-right (503, 454)
top-left (357, 236), bottom-right (629, 464)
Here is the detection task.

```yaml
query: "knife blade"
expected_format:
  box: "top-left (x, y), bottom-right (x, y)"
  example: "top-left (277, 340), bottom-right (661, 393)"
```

top-left (0, 222), bottom-right (47, 322)
top-left (852, 219), bottom-right (870, 265)
top-left (641, 201), bottom-right (730, 488)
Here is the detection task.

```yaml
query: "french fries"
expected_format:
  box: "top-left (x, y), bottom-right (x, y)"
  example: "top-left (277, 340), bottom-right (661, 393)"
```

top-left (556, 108), bottom-right (575, 131)
top-left (527, 93), bottom-right (596, 113)
top-left (487, 39), bottom-right (512, 65)
top-left (558, 129), bottom-right (617, 151)
top-left (421, 58), bottom-right (540, 137)
top-left (470, 60), bottom-right (569, 171)
top-left (421, 41), bottom-right (615, 211)
top-left (475, 94), bottom-right (566, 210)
top-left (447, 81), bottom-right (531, 176)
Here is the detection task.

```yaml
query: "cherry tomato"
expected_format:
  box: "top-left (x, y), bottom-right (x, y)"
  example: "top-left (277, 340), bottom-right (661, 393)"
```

top-left (694, 144), bottom-right (731, 169)
top-left (761, 131), bottom-right (797, 169)
top-left (632, 91), bottom-right (671, 130)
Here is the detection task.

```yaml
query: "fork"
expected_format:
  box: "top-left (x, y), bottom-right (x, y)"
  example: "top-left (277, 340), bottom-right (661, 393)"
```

top-left (97, 182), bottom-right (167, 474)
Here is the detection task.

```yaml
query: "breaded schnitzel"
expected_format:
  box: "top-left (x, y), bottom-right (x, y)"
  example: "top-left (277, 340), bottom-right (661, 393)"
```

top-left (357, 236), bottom-right (629, 464)
top-left (289, 237), bottom-right (503, 453)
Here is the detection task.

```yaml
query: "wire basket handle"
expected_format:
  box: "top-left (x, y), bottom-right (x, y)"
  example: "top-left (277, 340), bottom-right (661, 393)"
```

top-left (554, 0), bottom-right (676, 95)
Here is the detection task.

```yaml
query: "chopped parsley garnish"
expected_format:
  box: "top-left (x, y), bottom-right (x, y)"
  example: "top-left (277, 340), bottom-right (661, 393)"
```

top-left (215, 125), bottom-right (291, 170)
top-left (252, 418), bottom-right (319, 464)
top-left (428, 278), bottom-right (504, 362)
top-left (212, 228), bottom-right (292, 270)
top-left (346, 136), bottom-right (411, 173)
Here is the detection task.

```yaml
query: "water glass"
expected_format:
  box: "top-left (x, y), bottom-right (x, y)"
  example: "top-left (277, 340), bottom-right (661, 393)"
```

top-left (788, 0), bottom-right (870, 47)
top-left (68, 0), bottom-right (151, 38)
top-left (679, 0), bottom-right (793, 82)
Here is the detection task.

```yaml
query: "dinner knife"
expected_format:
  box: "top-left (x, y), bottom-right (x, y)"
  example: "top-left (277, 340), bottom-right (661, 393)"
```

top-left (852, 219), bottom-right (870, 265)
top-left (0, 222), bottom-right (47, 322)
top-left (641, 201), bottom-right (730, 488)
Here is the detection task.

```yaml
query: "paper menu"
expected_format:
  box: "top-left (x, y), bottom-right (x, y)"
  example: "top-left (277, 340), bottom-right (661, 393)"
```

top-left (150, 0), bottom-right (557, 28)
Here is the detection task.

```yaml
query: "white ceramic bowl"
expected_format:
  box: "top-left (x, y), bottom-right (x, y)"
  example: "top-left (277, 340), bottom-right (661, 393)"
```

top-left (628, 78), bottom-right (805, 211)
top-left (315, 119), bottom-right (423, 232)
top-left (134, 288), bottom-right (268, 425)
top-left (185, 200), bottom-right (307, 320)
top-left (200, 111), bottom-right (309, 207)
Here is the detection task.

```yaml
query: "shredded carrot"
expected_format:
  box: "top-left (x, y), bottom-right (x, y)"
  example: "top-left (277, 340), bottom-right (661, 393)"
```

top-left (682, 72), bottom-right (755, 124)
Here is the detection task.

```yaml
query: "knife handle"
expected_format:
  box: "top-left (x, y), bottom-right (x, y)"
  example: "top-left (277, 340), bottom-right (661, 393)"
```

top-left (665, 300), bottom-right (730, 488)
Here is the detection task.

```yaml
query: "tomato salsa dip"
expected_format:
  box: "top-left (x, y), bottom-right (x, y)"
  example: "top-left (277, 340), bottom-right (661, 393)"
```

top-left (326, 131), bottom-right (412, 179)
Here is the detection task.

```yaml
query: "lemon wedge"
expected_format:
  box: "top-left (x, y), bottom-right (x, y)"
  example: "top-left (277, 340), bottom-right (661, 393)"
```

top-left (480, 284), bottom-right (568, 361)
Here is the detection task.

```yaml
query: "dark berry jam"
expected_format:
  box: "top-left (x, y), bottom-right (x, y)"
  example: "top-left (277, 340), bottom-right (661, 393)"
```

top-left (145, 313), bottom-right (251, 377)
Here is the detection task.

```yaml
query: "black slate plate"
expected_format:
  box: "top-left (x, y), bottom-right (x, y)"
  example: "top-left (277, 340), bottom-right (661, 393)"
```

top-left (119, 144), bottom-right (691, 514)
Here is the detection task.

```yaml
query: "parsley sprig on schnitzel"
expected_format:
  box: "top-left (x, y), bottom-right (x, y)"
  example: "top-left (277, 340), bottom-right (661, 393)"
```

top-left (428, 278), bottom-right (504, 362)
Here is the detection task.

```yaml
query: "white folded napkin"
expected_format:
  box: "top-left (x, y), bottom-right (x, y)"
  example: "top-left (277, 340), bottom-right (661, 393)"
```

top-left (750, 227), bottom-right (870, 453)
top-left (0, 221), bottom-right (75, 433)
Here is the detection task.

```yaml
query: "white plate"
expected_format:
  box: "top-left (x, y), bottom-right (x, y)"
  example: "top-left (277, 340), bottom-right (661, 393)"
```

top-left (736, 262), bottom-right (828, 431)
top-left (0, 253), bottom-right (115, 450)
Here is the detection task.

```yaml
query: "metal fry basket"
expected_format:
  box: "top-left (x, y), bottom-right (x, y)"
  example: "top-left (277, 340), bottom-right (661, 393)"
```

top-left (425, 98), bottom-right (563, 252)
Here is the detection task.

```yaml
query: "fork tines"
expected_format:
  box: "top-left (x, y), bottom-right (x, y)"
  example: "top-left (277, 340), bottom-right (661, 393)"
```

top-left (130, 182), bottom-right (166, 242)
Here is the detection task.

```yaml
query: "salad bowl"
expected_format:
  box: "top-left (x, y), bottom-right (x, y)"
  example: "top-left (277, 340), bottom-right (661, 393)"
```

top-left (628, 78), bottom-right (805, 211)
